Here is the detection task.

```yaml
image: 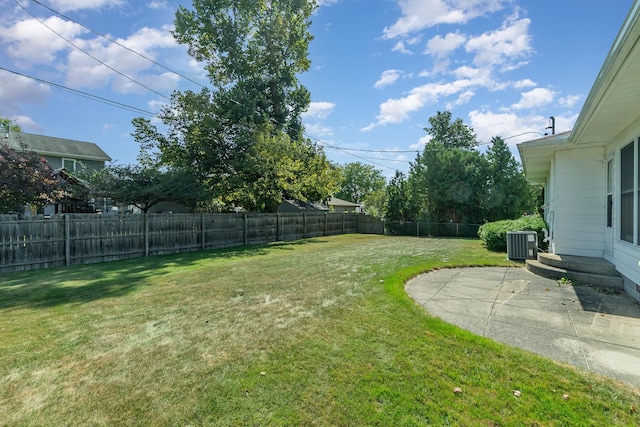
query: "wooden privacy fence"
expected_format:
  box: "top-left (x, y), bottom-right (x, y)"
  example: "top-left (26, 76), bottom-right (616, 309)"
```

top-left (0, 212), bottom-right (384, 273)
top-left (384, 221), bottom-right (481, 238)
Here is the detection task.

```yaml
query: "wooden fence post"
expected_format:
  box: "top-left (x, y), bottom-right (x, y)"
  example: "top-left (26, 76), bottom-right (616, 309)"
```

top-left (144, 213), bottom-right (149, 257)
top-left (243, 213), bottom-right (248, 246)
top-left (276, 213), bottom-right (280, 242)
top-left (303, 213), bottom-right (306, 239)
top-left (324, 213), bottom-right (328, 236)
top-left (342, 213), bottom-right (345, 235)
top-left (64, 214), bottom-right (71, 266)
top-left (201, 213), bottom-right (206, 250)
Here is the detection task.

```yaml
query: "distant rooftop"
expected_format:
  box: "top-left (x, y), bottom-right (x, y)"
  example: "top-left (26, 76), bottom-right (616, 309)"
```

top-left (6, 132), bottom-right (112, 162)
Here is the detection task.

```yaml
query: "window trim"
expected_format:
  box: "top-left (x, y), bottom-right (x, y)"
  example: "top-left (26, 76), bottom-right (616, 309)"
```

top-left (620, 139), bottom-right (639, 245)
top-left (62, 158), bottom-right (78, 172)
top-left (607, 157), bottom-right (613, 228)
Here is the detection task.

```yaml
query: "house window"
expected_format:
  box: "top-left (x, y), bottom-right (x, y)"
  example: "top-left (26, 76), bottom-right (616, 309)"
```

top-left (620, 141), bottom-right (636, 243)
top-left (607, 158), bottom-right (613, 227)
top-left (62, 158), bottom-right (78, 172)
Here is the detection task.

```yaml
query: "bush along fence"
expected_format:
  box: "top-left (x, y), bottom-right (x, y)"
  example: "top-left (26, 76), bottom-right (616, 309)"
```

top-left (0, 212), bottom-right (385, 273)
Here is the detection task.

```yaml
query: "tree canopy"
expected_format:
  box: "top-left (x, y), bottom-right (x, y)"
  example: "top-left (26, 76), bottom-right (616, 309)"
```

top-left (133, 0), bottom-right (333, 212)
top-left (335, 162), bottom-right (386, 205)
top-left (397, 111), bottom-right (536, 224)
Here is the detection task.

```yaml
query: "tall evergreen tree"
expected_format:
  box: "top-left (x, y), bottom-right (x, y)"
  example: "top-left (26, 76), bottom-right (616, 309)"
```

top-left (485, 136), bottom-right (531, 221)
top-left (408, 111), bottom-right (488, 223)
top-left (386, 171), bottom-right (410, 222)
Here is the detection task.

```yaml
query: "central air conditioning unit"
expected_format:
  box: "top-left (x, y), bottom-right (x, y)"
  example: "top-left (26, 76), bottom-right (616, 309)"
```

top-left (506, 231), bottom-right (538, 260)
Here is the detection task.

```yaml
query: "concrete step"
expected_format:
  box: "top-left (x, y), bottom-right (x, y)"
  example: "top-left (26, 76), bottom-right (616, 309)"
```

top-left (537, 253), bottom-right (619, 276)
top-left (526, 259), bottom-right (624, 289)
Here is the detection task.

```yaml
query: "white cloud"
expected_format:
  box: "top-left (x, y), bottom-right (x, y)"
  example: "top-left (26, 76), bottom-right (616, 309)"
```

top-left (425, 32), bottom-right (467, 58)
top-left (452, 65), bottom-right (491, 84)
top-left (48, 0), bottom-right (124, 12)
top-left (1, 16), bottom-right (86, 66)
top-left (63, 25), bottom-right (179, 93)
top-left (392, 41), bottom-right (412, 54)
top-left (410, 134), bottom-right (432, 150)
top-left (383, 0), bottom-right (507, 39)
top-left (304, 123), bottom-right (334, 138)
top-left (362, 79), bottom-right (474, 130)
top-left (0, 70), bottom-right (50, 116)
top-left (374, 70), bottom-right (402, 89)
top-left (148, 1), bottom-right (169, 9)
top-left (468, 110), bottom-right (547, 148)
top-left (465, 16), bottom-right (532, 69)
top-left (513, 78), bottom-right (536, 89)
top-left (303, 102), bottom-right (336, 120)
top-left (147, 99), bottom-right (168, 112)
top-left (511, 87), bottom-right (556, 110)
top-left (446, 90), bottom-right (475, 108)
top-left (559, 94), bottom-right (582, 108)
top-left (469, 109), bottom-right (579, 159)
top-left (12, 115), bottom-right (45, 133)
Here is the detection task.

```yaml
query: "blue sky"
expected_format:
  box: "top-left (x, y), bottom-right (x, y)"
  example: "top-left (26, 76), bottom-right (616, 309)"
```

top-left (0, 0), bottom-right (634, 176)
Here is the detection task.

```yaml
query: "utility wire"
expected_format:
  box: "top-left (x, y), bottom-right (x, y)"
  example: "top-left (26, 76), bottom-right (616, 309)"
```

top-left (18, 0), bottom-right (542, 170)
top-left (25, 0), bottom-right (409, 164)
top-left (28, 0), bottom-right (208, 90)
top-left (0, 67), bottom-right (157, 117)
top-left (14, 0), bottom-right (171, 100)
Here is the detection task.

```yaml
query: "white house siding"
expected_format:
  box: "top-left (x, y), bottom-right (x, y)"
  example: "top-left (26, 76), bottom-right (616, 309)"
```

top-left (607, 121), bottom-right (640, 299)
top-left (545, 158), bottom-right (557, 254)
top-left (551, 147), bottom-right (606, 257)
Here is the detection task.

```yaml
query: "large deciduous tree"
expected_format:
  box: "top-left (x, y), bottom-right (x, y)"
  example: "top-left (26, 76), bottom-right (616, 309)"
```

top-left (0, 120), bottom-right (62, 214)
top-left (336, 162), bottom-right (386, 204)
top-left (133, 0), bottom-right (331, 212)
top-left (173, 0), bottom-right (315, 139)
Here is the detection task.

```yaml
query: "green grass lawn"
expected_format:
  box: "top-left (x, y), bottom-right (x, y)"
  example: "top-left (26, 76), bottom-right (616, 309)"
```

top-left (1, 235), bottom-right (638, 426)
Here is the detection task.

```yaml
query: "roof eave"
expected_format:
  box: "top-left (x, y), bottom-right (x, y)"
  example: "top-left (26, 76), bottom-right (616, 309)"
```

top-left (571, 0), bottom-right (640, 144)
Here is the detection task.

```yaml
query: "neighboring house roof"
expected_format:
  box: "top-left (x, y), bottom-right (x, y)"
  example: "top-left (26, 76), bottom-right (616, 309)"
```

top-left (278, 199), bottom-right (329, 212)
top-left (518, 0), bottom-right (640, 181)
top-left (328, 197), bottom-right (361, 208)
top-left (7, 132), bottom-right (112, 162)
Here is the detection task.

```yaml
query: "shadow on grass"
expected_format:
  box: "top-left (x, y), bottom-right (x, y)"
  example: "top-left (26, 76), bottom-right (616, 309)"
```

top-left (0, 238), bottom-right (327, 310)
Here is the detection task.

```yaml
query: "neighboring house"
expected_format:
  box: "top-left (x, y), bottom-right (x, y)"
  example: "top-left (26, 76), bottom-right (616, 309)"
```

top-left (277, 199), bottom-right (329, 213)
top-left (7, 132), bottom-right (112, 173)
top-left (518, 0), bottom-right (640, 300)
top-left (327, 197), bottom-right (362, 214)
top-left (6, 131), bottom-right (112, 214)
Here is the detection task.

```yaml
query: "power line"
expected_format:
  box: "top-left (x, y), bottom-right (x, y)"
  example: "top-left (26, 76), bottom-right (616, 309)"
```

top-left (19, 0), bottom-right (418, 168)
top-left (14, 0), bottom-right (536, 171)
top-left (28, 0), bottom-right (208, 90)
top-left (14, 0), bottom-right (171, 100)
top-left (0, 67), bottom-right (157, 117)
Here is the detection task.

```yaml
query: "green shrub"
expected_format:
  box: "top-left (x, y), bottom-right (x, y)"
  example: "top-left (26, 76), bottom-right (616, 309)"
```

top-left (478, 215), bottom-right (547, 252)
